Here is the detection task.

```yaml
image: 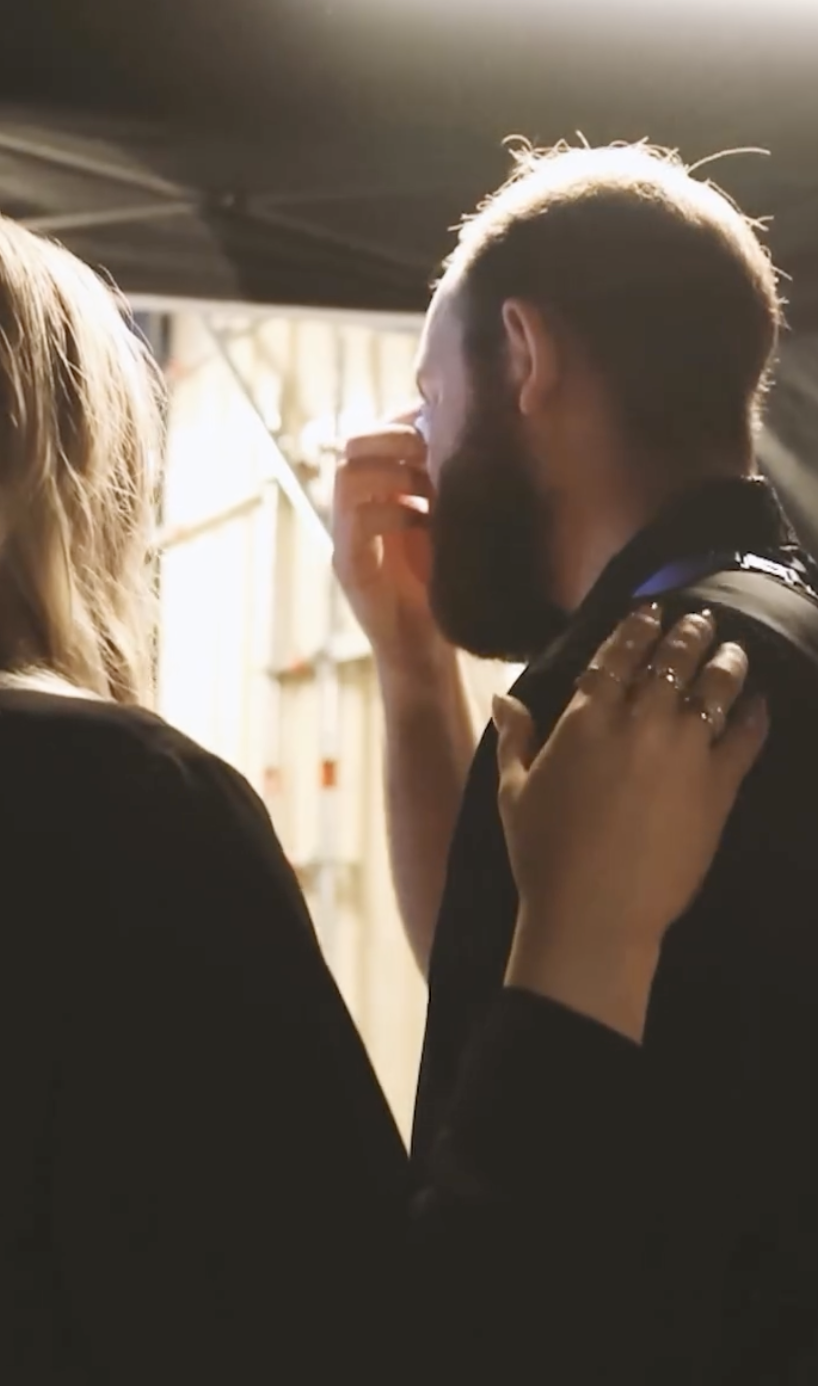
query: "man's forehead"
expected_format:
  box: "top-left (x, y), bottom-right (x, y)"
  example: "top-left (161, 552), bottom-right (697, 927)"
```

top-left (417, 275), bottom-right (464, 375)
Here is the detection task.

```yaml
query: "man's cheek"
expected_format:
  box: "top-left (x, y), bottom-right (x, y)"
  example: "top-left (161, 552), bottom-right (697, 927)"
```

top-left (428, 424), bottom-right (464, 491)
top-left (426, 441), bottom-right (450, 494)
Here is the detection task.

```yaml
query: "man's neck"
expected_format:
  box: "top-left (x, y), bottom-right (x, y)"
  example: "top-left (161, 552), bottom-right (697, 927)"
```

top-left (548, 465), bottom-right (755, 614)
top-left (549, 495), bottom-right (661, 614)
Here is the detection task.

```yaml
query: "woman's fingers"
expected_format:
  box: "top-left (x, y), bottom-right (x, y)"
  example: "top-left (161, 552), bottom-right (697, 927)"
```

top-left (528, 602), bottom-right (765, 784)
top-left (716, 693), bottom-right (770, 782)
top-left (685, 640), bottom-right (750, 740)
top-left (574, 604), bottom-right (663, 704)
top-left (636, 610), bottom-right (717, 707)
top-left (635, 617), bottom-right (763, 776)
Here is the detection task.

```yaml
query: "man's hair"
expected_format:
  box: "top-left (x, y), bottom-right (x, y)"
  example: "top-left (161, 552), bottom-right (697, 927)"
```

top-left (446, 142), bottom-right (783, 463)
top-left (0, 215), bottom-right (165, 704)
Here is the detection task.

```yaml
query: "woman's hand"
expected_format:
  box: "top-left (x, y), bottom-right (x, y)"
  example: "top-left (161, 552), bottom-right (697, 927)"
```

top-left (495, 605), bottom-right (769, 1042)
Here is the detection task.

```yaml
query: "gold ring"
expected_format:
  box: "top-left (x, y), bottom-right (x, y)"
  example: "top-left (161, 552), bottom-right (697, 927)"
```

top-left (645, 663), bottom-right (687, 695)
top-left (576, 663), bottom-right (628, 694)
top-left (687, 695), bottom-right (727, 740)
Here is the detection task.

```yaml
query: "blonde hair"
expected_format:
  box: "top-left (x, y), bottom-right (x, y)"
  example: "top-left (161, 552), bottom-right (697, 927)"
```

top-left (0, 215), bottom-right (165, 705)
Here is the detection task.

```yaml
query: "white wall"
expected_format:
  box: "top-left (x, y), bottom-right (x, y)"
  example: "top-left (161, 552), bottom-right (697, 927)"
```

top-left (156, 307), bottom-right (517, 1139)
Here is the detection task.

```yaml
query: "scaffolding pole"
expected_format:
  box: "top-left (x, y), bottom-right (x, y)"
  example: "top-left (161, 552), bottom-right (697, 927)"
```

top-left (199, 319), bottom-right (332, 558)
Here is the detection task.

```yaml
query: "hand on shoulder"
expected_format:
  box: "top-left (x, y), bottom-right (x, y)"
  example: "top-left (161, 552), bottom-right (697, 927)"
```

top-left (496, 604), bottom-right (769, 1041)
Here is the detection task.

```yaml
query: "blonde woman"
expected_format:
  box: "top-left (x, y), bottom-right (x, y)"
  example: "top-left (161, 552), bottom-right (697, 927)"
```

top-left (0, 218), bottom-right (767, 1385)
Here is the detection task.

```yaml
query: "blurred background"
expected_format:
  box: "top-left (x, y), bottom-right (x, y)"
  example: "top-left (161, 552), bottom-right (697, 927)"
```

top-left (1, 0), bottom-right (817, 1134)
top-left (152, 302), bottom-right (509, 1135)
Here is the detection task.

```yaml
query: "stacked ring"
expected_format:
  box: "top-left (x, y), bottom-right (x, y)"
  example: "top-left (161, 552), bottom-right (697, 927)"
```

top-left (575, 662), bottom-right (628, 694)
top-left (686, 695), bottom-right (728, 740)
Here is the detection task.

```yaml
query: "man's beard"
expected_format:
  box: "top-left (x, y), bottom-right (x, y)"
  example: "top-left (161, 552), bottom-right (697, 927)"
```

top-left (428, 379), bottom-right (566, 663)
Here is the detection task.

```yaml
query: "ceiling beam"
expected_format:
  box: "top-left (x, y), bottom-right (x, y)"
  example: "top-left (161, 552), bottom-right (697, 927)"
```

top-left (245, 200), bottom-right (429, 279)
top-left (0, 129), bottom-right (185, 198)
top-left (23, 199), bottom-right (196, 235)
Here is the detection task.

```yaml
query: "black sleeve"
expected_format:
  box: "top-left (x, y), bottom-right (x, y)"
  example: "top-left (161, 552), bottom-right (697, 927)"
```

top-left (48, 739), bottom-right (670, 1384)
top-left (52, 748), bottom-right (408, 1385)
top-left (408, 700), bottom-right (818, 1384)
top-left (411, 988), bottom-right (658, 1383)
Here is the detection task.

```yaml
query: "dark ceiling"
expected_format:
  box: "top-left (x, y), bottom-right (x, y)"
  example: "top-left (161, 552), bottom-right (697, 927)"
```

top-left (1, 0), bottom-right (818, 541)
top-left (0, 0), bottom-right (817, 318)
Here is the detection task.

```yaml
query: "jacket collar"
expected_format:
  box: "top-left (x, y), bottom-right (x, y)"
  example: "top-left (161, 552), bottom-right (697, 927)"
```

top-left (576, 476), bottom-right (796, 626)
top-left (523, 477), bottom-right (799, 687)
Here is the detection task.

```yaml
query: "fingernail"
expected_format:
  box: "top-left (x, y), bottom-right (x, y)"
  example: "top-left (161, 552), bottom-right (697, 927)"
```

top-left (636, 601), bottom-right (662, 619)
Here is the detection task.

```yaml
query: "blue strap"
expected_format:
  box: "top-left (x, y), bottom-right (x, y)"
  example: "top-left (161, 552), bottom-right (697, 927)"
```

top-left (634, 551), bottom-right (817, 602)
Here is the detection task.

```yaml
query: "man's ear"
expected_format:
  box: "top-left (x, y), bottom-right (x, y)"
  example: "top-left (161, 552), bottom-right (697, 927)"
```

top-left (501, 299), bottom-right (560, 417)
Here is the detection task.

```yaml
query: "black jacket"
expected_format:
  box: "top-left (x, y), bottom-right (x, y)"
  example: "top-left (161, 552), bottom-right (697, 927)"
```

top-left (414, 477), bottom-right (818, 1385)
top-left (0, 685), bottom-right (652, 1384)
